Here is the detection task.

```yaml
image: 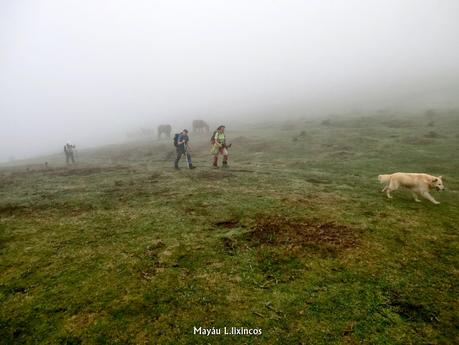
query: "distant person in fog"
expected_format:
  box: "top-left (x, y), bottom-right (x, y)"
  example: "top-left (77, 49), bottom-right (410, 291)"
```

top-left (64, 142), bottom-right (76, 164)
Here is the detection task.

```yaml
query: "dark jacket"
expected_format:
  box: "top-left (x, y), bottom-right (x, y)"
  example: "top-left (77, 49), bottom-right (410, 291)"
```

top-left (177, 134), bottom-right (189, 151)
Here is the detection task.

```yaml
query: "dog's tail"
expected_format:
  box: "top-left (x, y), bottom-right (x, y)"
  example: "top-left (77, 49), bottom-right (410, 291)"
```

top-left (378, 174), bottom-right (391, 184)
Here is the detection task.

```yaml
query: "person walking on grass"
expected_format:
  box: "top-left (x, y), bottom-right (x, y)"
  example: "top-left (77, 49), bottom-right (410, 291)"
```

top-left (174, 129), bottom-right (195, 170)
top-left (64, 142), bottom-right (76, 164)
top-left (211, 125), bottom-right (231, 168)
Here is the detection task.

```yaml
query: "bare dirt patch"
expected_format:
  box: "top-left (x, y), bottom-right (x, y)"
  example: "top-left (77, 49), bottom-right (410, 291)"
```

top-left (246, 215), bottom-right (358, 250)
top-left (214, 219), bottom-right (240, 228)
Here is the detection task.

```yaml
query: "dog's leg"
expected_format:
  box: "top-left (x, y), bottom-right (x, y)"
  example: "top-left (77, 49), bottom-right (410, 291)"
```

top-left (420, 191), bottom-right (440, 204)
top-left (386, 188), bottom-right (393, 199)
top-left (386, 180), bottom-right (397, 199)
top-left (411, 191), bottom-right (421, 202)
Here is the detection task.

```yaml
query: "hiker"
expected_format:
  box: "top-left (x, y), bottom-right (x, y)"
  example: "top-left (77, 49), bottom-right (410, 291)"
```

top-left (211, 125), bottom-right (231, 168)
top-left (64, 142), bottom-right (76, 164)
top-left (174, 129), bottom-right (195, 169)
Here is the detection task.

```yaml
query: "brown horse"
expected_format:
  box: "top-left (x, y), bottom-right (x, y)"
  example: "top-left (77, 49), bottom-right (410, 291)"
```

top-left (157, 124), bottom-right (172, 139)
top-left (192, 120), bottom-right (209, 133)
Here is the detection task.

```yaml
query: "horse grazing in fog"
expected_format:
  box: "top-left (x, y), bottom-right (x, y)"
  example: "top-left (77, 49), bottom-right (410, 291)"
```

top-left (192, 120), bottom-right (209, 133)
top-left (157, 124), bottom-right (172, 139)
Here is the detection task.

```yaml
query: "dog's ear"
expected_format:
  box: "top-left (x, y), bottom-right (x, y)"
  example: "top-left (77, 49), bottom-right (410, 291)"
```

top-left (438, 176), bottom-right (442, 179)
top-left (432, 178), bottom-right (438, 182)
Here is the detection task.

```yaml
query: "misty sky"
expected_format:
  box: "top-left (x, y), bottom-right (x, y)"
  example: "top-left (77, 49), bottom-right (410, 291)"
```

top-left (1, 0), bottom-right (459, 162)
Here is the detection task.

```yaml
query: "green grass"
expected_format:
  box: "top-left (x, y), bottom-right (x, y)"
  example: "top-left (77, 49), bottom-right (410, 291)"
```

top-left (1, 112), bottom-right (458, 344)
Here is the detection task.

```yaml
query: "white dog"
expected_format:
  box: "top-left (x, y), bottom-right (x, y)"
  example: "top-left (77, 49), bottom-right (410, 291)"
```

top-left (378, 173), bottom-right (445, 204)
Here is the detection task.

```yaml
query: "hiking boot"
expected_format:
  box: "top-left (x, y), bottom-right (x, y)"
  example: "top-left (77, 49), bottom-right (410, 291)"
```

top-left (174, 165), bottom-right (180, 170)
top-left (222, 161), bottom-right (229, 169)
top-left (189, 164), bottom-right (196, 169)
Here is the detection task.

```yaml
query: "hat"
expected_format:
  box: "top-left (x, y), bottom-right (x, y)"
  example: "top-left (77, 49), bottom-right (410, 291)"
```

top-left (217, 125), bottom-right (225, 130)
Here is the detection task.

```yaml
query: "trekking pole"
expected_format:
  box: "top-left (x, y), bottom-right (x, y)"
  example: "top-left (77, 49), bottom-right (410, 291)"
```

top-left (184, 144), bottom-right (190, 169)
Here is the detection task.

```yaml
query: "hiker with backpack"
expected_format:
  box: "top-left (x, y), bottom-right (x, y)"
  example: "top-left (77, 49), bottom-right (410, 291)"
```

top-left (64, 142), bottom-right (76, 164)
top-left (210, 125), bottom-right (231, 168)
top-left (173, 129), bottom-right (195, 170)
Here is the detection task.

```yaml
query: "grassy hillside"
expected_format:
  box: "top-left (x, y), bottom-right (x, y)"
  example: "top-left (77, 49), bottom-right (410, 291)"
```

top-left (1, 112), bottom-right (458, 344)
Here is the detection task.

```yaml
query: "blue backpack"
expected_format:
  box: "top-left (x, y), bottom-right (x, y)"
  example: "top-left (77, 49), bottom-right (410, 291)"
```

top-left (173, 133), bottom-right (180, 147)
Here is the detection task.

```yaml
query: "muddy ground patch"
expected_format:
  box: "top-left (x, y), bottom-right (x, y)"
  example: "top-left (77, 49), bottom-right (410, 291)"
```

top-left (246, 215), bottom-right (358, 250)
top-left (220, 214), bottom-right (359, 257)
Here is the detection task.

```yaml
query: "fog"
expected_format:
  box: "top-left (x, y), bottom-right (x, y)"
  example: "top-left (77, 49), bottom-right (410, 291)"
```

top-left (1, 0), bottom-right (459, 162)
